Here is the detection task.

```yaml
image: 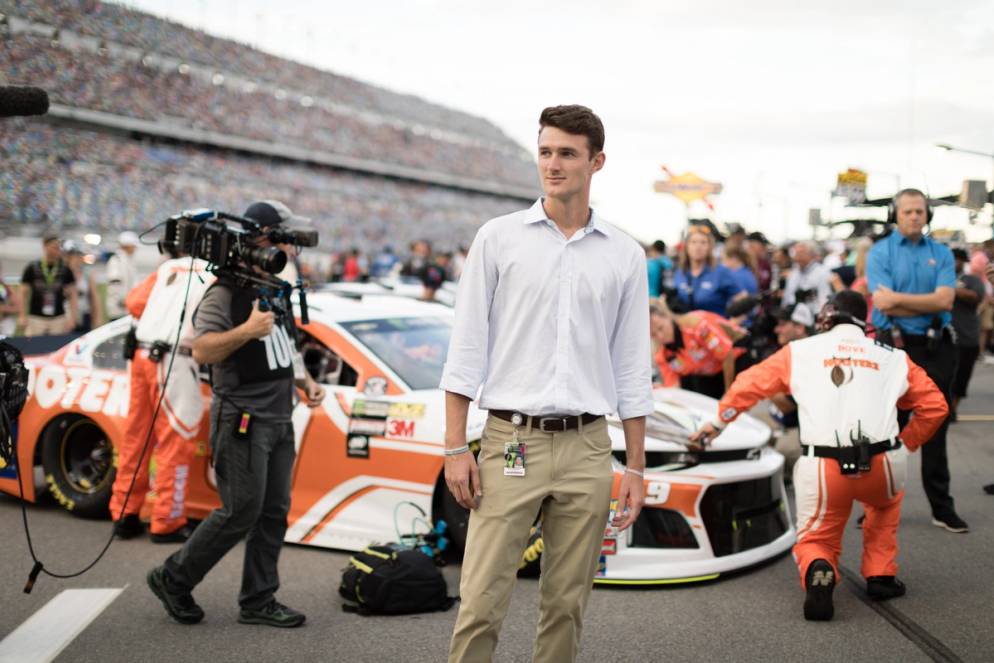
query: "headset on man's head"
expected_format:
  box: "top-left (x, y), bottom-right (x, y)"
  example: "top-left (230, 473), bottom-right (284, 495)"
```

top-left (816, 291), bottom-right (868, 333)
top-left (886, 188), bottom-right (934, 225)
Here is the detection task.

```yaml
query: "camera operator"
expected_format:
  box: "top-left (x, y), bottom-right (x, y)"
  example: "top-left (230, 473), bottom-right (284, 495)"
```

top-left (148, 201), bottom-right (325, 628)
top-left (109, 250), bottom-right (215, 542)
top-left (783, 240), bottom-right (832, 319)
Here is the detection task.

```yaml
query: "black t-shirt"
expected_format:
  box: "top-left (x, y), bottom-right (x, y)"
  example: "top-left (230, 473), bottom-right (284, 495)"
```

top-left (952, 273), bottom-right (985, 348)
top-left (21, 260), bottom-right (75, 318)
top-left (194, 281), bottom-right (297, 422)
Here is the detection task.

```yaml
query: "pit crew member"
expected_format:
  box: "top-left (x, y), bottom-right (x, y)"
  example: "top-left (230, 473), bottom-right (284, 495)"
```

top-left (109, 252), bottom-right (215, 542)
top-left (690, 291), bottom-right (947, 621)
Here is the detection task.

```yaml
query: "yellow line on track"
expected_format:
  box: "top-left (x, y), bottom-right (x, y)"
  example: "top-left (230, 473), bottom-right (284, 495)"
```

top-left (955, 414), bottom-right (994, 422)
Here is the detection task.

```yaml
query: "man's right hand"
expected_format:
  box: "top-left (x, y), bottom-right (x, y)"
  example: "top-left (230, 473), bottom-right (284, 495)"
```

top-left (444, 444), bottom-right (481, 510)
top-left (241, 301), bottom-right (274, 339)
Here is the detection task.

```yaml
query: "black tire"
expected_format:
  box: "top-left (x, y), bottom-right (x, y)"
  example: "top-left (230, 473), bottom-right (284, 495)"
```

top-left (40, 415), bottom-right (116, 519)
top-left (439, 478), bottom-right (470, 556)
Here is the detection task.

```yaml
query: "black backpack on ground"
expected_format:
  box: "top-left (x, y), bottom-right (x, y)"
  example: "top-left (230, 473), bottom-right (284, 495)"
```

top-left (339, 545), bottom-right (457, 616)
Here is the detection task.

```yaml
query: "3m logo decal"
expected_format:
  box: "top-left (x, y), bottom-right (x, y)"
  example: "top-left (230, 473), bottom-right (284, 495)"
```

top-left (387, 419), bottom-right (415, 438)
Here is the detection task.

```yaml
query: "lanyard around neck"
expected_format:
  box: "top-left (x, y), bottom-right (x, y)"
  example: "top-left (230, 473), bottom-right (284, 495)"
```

top-left (40, 260), bottom-right (61, 286)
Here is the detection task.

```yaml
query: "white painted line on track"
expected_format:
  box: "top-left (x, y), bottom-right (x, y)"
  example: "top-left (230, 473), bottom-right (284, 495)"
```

top-left (0, 587), bottom-right (124, 663)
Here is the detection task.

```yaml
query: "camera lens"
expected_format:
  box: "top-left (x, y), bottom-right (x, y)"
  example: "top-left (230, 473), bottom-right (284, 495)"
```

top-left (244, 246), bottom-right (288, 274)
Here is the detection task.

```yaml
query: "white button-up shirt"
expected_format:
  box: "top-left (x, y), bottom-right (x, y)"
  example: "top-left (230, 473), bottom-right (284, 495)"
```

top-left (782, 260), bottom-right (833, 318)
top-left (440, 199), bottom-right (654, 420)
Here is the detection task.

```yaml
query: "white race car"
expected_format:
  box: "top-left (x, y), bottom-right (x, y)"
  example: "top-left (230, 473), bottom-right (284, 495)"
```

top-left (4, 291), bottom-right (793, 585)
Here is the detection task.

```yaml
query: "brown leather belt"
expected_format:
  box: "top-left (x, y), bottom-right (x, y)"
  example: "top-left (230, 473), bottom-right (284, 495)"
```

top-left (489, 410), bottom-right (602, 432)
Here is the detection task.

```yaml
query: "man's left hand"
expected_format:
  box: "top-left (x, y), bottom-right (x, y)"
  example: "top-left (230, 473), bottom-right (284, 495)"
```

top-left (611, 471), bottom-right (644, 531)
top-left (688, 422), bottom-right (720, 449)
top-left (303, 379), bottom-right (325, 408)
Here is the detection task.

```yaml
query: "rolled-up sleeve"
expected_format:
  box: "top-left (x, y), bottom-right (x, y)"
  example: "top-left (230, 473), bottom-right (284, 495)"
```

top-left (439, 227), bottom-right (497, 400)
top-left (610, 252), bottom-right (654, 419)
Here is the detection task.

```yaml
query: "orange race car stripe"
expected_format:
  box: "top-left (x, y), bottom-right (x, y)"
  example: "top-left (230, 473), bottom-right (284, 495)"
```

top-left (299, 484), bottom-right (434, 544)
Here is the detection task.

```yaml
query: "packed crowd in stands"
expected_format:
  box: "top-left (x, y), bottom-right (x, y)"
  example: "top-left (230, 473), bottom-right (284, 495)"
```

top-left (0, 0), bottom-right (515, 147)
top-left (0, 119), bottom-right (522, 253)
top-left (1, 31), bottom-right (537, 189)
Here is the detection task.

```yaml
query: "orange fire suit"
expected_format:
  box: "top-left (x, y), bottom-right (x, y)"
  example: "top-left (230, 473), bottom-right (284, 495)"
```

top-left (712, 323), bottom-right (947, 588)
top-left (109, 258), bottom-right (214, 534)
top-left (655, 310), bottom-right (745, 387)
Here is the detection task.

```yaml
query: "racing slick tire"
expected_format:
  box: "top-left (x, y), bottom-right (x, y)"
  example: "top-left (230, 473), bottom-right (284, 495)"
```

top-left (40, 415), bottom-right (116, 518)
top-left (438, 479), bottom-right (471, 556)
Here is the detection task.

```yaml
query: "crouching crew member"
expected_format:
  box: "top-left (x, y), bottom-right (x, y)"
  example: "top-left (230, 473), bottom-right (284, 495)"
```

top-left (650, 303), bottom-right (747, 398)
top-left (691, 291), bottom-right (947, 621)
top-left (110, 254), bottom-right (215, 542)
top-left (147, 200), bottom-right (325, 628)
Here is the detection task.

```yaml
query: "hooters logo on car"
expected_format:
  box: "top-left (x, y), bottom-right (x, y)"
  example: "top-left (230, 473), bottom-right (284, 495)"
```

top-left (25, 364), bottom-right (130, 417)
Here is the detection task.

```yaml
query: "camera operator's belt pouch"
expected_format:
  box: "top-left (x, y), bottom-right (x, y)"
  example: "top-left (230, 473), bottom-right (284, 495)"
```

top-left (137, 341), bottom-right (193, 362)
top-left (801, 438), bottom-right (901, 474)
top-left (234, 411), bottom-right (253, 439)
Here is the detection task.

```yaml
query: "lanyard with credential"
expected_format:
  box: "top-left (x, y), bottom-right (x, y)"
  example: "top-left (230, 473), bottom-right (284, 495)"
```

top-left (40, 260), bottom-right (61, 286)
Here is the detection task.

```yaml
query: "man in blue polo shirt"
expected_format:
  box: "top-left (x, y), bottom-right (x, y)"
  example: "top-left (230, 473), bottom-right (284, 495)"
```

top-left (866, 188), bottom-right (966, 533)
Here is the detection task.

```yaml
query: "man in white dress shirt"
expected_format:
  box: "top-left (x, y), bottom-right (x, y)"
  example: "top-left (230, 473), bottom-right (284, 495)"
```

top-left (441, 105), bottom-right (654, 663)
top-left (783, 240), bottom-right (833, 318)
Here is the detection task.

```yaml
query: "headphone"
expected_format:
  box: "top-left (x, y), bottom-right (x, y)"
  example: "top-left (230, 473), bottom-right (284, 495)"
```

top-left (886, 188), bottom-right (933, 225)
top-left (815, 293), bottom-right (867, 333)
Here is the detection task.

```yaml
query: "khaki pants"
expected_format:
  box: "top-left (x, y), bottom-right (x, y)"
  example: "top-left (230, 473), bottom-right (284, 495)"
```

top-left (25, 315), bottom-right (69, 337)
top-left (448, 415), bottom-right (614, 663)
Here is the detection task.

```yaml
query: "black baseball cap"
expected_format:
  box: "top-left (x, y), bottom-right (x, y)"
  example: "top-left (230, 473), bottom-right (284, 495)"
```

top-left (773, 303), bottom-right (815, 328)
top-left (243, 200), bottom-right (310, 228)
top-left (746, 231), bottom-right (770, 244)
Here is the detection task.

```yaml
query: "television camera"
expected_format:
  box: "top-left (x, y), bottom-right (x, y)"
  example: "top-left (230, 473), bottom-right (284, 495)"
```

top-left (154, 208), bottom-right (319, 323)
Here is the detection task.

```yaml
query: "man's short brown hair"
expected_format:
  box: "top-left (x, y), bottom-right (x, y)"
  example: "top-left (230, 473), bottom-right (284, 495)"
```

top-left (538, 105), bottom-right (605, 157)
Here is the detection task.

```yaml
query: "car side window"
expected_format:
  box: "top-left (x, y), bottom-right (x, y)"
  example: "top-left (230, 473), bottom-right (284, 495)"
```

top-left (92, 332), bottom-right (128, 371)
top-left (300, 333), bottom-right (357, 387)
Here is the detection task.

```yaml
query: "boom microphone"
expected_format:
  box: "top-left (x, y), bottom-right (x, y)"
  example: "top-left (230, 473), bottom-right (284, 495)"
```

top-left (0, 86), bottom-right (50, 118)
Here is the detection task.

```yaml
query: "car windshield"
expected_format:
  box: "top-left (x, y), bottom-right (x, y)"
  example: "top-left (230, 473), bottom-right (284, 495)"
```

top-left (341, 317), bottom-right (451, 390)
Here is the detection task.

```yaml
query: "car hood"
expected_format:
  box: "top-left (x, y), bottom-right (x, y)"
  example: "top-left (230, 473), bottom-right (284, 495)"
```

top-left (406, 387), bottom-right (769, 452)
top-left (606, 387), bottom-right (770, 452)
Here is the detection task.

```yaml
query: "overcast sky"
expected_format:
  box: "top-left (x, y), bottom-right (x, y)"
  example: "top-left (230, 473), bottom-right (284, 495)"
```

top-left (120, 0), bottom-right (994, 243)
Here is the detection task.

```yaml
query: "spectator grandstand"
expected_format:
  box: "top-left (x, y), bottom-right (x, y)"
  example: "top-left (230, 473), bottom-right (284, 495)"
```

top-left (0, 0), bottom-right (537, 251)
top-left (0, 119), bottom-right (520, 253)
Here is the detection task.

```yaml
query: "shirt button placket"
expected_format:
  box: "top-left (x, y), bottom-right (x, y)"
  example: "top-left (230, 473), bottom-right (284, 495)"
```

top-left (555, 244), bottom-right (571, 412)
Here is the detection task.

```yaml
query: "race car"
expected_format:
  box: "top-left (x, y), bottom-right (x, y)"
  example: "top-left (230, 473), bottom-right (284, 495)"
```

top-left (0, 291), bottom-right (794, 584)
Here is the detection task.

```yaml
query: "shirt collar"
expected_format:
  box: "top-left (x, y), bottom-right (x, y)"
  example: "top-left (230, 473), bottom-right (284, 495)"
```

top-left (523, 198), bottom-right (610, 237)
top-left (826, 323), bottom-right (866, 337)
top-left (895, 230), bottom-right (927, 247)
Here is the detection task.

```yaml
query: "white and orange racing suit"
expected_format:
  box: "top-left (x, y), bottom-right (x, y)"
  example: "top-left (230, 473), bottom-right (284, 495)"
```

top-left (109, 258), bottom-right (215, 535)
top-left (712, 323), bottom-right (948, 588)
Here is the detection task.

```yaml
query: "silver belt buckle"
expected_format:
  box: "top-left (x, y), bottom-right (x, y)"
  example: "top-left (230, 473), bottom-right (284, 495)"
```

top-left (539, 417), bottom-right (568, 432)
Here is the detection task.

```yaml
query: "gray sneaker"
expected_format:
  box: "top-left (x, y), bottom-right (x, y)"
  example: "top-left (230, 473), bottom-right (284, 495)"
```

top-left (147, 566), bottom-right (204, 625)
top-left (238, 599), bottom-right (306, 628)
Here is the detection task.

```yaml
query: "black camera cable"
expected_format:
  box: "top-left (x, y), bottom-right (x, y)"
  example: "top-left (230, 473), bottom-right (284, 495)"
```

top-left (16, 252), bottom-right (198, 593)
